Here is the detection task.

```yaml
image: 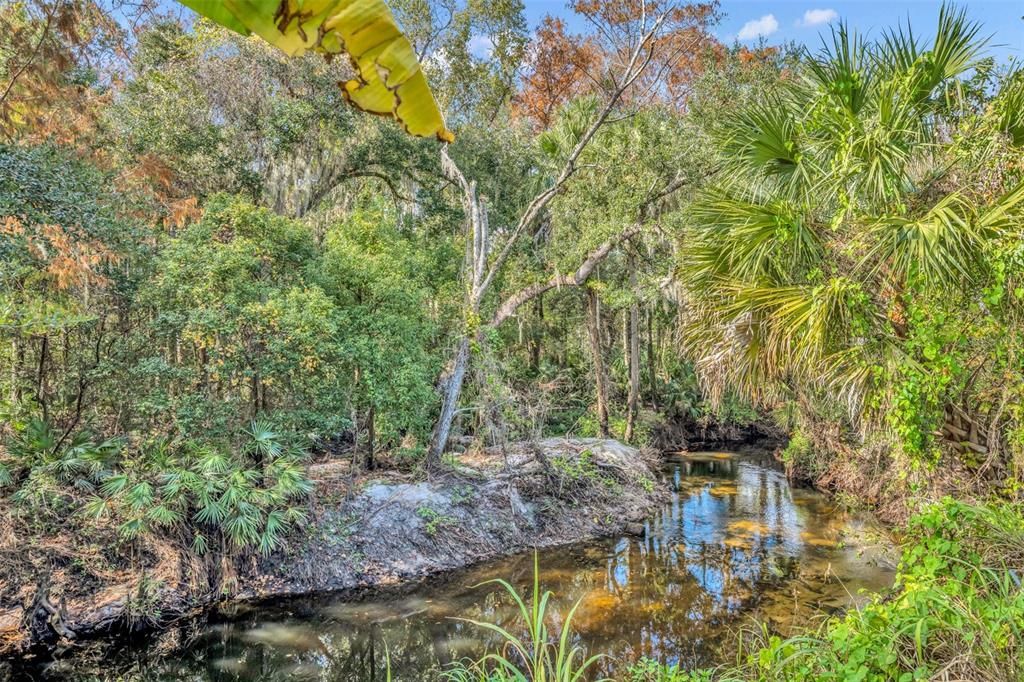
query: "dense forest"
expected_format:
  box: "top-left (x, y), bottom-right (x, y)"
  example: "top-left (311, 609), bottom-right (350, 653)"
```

top-left (0, 0), bottom-right (1022, 680)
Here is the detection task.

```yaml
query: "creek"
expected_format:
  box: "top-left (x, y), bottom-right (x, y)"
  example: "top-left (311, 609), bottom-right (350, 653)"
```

top-left (34, 450), bottom-right (896, 680)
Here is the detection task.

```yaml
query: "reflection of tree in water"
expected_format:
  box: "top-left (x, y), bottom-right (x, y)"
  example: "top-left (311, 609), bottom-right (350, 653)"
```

top-left (71, 455), bottom-right (886, 681)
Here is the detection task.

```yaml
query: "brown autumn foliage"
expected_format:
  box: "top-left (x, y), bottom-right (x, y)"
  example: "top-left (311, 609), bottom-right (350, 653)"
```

top-left (515, 16), bottom-right (600, 130)
top-left (516, 1), bottom-right (730, 128)
top-left (2, 215), bottom-right (119, 295)
top-left (0, 0), bottom-right (124, 144)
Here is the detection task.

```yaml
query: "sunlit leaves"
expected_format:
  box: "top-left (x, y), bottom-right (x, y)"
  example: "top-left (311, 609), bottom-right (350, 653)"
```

top-left (178, 0), bottom-right (454, 141)
top-left (679, 2), bottom-right (1018, 437)
top-left (992, 71), bottom-right (1024, 146)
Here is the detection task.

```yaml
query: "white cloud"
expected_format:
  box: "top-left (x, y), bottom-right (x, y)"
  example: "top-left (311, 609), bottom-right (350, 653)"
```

top-left (467, 35), bottom-right (494, 58)
top-left (737, 14), bottom-right (779, 41)
top-left (800, 8), bottom-right (839, 27)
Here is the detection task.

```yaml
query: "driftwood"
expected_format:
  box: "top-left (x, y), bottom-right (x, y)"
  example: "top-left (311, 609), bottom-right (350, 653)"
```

top-left (23, 575), bottom-right (76, 647)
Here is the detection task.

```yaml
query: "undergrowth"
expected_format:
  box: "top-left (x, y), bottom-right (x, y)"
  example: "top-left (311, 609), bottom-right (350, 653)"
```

top-left (0, 418), bottom-right (312, 556)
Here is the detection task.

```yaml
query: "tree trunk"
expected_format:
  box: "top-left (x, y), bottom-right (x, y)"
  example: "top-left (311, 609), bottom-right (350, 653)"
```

top-left (624, 259), bottom-right (640, 442)
top-left (364, 405), bottom-right (376, 471)
top-left (250, 370), bottom-right (263, 420)
top-left (427, 336), bottom-right (471, 466)
top-left (36, 334), bottom-right (48, 422)
top-left (586, 289), bottom-right (610, 438)
top-left (10, 339), bottom-right (21, 404)
top-left (647, 307), bottom-right (658, 409)
top-left (530, 294), bottom-right (543, 373)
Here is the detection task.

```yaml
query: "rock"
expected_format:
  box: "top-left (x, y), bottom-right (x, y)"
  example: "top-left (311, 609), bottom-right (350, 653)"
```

top-left (625, 522), bottom-right (646, 537)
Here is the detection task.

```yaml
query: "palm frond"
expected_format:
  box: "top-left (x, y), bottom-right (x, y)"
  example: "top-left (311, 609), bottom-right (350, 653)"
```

top-left (806, 22), bottom-right (873, 117)
top-left (866, 192), bottom-right (988, 286)
top-left (687, 192), bottom-right (822, 285)
top-left (992, 70), bottom-right (1024, 146)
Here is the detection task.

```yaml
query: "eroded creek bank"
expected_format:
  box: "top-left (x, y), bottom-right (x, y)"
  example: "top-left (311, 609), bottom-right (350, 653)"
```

top-left (1, 439), bottom-right (664, 667)
top-left (4, 442), bottom-right (898, 680)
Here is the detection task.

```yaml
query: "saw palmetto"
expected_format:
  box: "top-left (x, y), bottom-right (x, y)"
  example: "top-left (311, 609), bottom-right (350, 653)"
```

top-left (178, 0), bottom-right (454, 142)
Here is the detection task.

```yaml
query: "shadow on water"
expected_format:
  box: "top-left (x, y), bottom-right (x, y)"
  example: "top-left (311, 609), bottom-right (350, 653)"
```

top-left (36, 452), bottom-right (896, 681)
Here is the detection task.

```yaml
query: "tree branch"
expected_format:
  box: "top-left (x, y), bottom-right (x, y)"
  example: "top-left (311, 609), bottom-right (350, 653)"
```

top-left (488, 170), bottom-right (690, 327)
top-left (489, 223), bottom-right (643, 327)
top-left (475, 10), bottom-right (671, 299)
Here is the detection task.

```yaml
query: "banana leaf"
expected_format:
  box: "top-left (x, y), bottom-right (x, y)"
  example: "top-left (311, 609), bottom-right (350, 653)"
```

top-left (178, 0), bottom-right (454, 142)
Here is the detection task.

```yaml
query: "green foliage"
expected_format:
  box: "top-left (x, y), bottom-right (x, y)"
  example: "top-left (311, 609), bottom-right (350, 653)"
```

top-left (1, 419), bottom-right (122, 512)
top-left (779, 430), bottom-right (818, 476)
top-left (442, 554), bottom-right (608, 682)
top-left (1, 417), bottom-right (312, 555)
top-left (93, 434), bottom-right (312, 556)
top-left (627, 659), bottom-right (713, 682)
top-left (548, 450), bottom-right (618, 494)
top-left (416, 506), bottom-right (457, 537)
top-left (691, 500), bottom-right (1024, 682)
top-left (679, 4), bottom-right (1024, 478)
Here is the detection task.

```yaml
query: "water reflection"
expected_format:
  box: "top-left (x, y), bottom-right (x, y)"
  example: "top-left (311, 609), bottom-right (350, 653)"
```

top-left (46, 452), bottom-right (895, 681)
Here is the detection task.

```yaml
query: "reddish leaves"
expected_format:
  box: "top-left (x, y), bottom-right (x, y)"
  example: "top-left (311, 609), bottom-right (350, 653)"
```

top-left (515, 17), bottom-right (600, 130)
top-left (516, 1), bottom-right (726, 127)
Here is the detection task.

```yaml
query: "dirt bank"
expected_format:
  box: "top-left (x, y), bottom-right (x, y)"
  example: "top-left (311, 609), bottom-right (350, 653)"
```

top-left (0, 438), bottom-right (665, 660)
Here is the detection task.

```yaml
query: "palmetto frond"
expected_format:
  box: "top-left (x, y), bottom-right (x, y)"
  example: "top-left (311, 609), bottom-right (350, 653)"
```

top-left (719, 97), bottom-right (804, 184)
top-left (725, 278), bottom-right (866, 371)
top-left (687, 192), bottom-right (822, 285)
top-left (247, 419), bottom-right (283, 460)
top-left (878, 5), bottom-right (986, 108)
top-left (923, 5), bottom-right (987, 93)
top-left (538, 96), bottom-right (600, 163)
top-left (806, 22), bottom-right (874, 118)
top-left (993, 70), bottom-right (1024, 146)
top-left (865, 184), bottom-right (1022, 287)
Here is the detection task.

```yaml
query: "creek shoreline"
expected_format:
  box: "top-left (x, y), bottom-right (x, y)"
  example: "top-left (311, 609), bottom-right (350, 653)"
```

top-left (0, 438), bottom-right (669, 666)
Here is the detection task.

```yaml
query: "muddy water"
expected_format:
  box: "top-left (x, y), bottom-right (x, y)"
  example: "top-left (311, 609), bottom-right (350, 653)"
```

top-left (50, 451), bottom-right (896, 680)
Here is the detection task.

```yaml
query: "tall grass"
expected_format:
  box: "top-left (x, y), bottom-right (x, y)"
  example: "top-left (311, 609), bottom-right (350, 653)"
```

top-left (441, 553), bottom-right (607, 682)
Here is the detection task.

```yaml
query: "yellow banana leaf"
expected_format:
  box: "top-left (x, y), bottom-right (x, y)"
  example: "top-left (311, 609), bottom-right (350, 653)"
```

top-left (178, 0), bottom-right (454, 142)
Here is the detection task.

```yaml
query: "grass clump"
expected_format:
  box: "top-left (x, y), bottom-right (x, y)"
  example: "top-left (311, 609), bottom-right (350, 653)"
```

top-left (441, 553), bottom-right (606, 682)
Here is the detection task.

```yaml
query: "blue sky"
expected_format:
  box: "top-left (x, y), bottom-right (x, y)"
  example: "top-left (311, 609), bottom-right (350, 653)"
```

top-left (522, 1), bottom-right (1024, 62)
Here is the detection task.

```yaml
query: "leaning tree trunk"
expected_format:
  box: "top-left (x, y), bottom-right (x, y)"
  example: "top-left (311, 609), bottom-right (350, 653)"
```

top-left (427, 335), bottom-right (471, 465)
top-left (586, 288), bottom-right (611, 438)
top-left (624, 258), bottom-right (640, 442)
top-left (424, 19), bottom-right (677, 467)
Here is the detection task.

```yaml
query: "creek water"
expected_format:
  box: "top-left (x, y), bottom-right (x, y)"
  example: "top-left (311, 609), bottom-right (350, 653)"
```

top-left (42, 450), bottom-right (896, 680)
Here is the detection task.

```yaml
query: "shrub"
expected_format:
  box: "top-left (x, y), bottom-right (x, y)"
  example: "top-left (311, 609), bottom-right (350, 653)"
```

top-left (1, 418), bottom-right (312, 556)
top-left (719, 499), bottom-right (1024, 682)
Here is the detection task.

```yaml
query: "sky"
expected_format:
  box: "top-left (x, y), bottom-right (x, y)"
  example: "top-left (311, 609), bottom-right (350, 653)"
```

top-left (521, 1), bottom-right (1024, 62)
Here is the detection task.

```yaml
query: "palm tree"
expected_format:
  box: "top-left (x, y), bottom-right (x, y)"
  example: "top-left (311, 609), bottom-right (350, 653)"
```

top-left (679, 4), bottom-right (1024, 444)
